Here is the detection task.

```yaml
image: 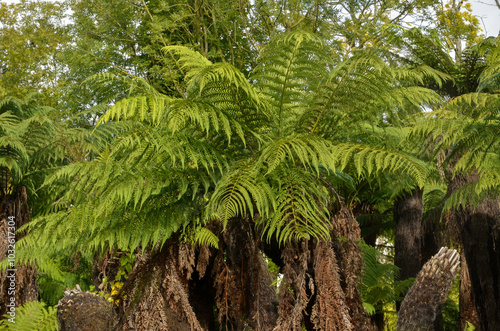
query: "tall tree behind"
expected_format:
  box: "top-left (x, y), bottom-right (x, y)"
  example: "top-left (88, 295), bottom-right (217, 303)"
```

top-left (0, 1), bottom-right (70, 107)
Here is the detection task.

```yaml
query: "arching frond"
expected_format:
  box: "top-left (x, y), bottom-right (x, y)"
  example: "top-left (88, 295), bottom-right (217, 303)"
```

top-left (262, 166), bottom-right (330, 244)
top-left (207, 157), bottom-right (274, 225)
top-left (258, 134), bottom-right (334, 175)
top-left (163, 46), bottom-right (212, 81)
top-left (253, 31), bottom-right (330, 136)
top-left (331, 143), bottom-right (430, 187)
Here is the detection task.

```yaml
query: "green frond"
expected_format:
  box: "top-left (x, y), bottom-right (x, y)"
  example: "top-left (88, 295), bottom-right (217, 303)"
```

top-left (477, 36), bottom-right (500, 91)
top-left (192, 227), bottom-right (219, 249)
top-left (163, 46), bottom-right (212, 81)
top-left (207, 158), bottom-right (273, 225)
top-left (0, 301), bottom-right (58, 331)
top-left (301, 50), bottom-right (442, 136)
top-left (442, 180), bottom-right (492, 212)
top-left (258, 134), bottom-right (333, 175)
top-left (253, 31), bottom-right (330, 136)
top-left (360, 242), bottom-right (414, 311)
top-left (262, 167), bottom-right (330, 244)
top-left (98, 95), bottom-right (173, 125)
top-left (331, 143), bottom-right (429, 187)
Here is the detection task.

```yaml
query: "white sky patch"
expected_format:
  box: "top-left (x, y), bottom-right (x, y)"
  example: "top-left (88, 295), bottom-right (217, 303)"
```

top-left (471, 0), bottom-right (500, 37)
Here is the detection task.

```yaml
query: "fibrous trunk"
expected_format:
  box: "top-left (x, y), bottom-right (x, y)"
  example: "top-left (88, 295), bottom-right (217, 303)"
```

top-left (448, 171), bottom-right (500, 330)
top-left (274, 207), bottom-right (373, 331)
top-left (393, 188), bottom-right (423, 311)
top-left (213, 217), bottom-right (278, 330)
top-left (459, 249), bottom-right (478, 330)
top-left (397, 247), bottom-right (459, 331)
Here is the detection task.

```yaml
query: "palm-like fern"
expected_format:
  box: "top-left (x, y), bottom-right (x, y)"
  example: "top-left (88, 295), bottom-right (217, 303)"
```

top-left (26, 31), bottom-right (446, 260)
top-left (409, 35), bottom-right (500, 209)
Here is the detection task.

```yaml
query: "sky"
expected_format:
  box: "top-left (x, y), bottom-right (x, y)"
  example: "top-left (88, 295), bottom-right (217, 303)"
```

top-left (471, 0), bottom-right (500, 36)
top-left (1, 0), bottom-right (499, 36)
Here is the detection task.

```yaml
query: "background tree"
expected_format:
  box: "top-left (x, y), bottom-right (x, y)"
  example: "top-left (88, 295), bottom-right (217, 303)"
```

top-left (0, 1), bottom-right (69, 107)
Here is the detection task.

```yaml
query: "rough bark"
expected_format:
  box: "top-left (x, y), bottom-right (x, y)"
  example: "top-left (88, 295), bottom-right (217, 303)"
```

top-left (332, 206), bottom-right (374, 331)
top-left (421, 206), bottom-right (443, 267)
top-left (214, 217), bottom-right (278, 330)
top-left (397, 247), bottom-right (460, 331)
top-left (85, 207), bottom-right (373, 331)
top-left (422, 206), bottom-right (446, 331)
top-left (274, 206), bottom-right (373, 331)
top-left (0, 186), bottom-right (38, 318)
top-left (455, 198), bottom-right (500, 330)
top-left (393, 188), bottom-right (423, 310)
top-left (112, 243), bottom-right (205, 331)
top-left (448, 170), bottom-right (500, 330)
top-left (459, 249), bottom-right (478, 331)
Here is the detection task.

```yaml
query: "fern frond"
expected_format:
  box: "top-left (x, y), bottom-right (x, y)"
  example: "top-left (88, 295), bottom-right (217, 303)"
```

top-left (163, 46), bottom-right (212, 81)
top-left (207, 158), bottom-right (273, 225)
top-left (0, 301), bottom-right (58, 331)
top-left (192, 227), bottom-right (219, 249)
top-left (253, 31), bottom-right (329, 136)
top-left (331, 143), bottom-right (429, 187)
top-left (258, 134), bottom-right (333, 175)
top-left (263, 166), bottom-right (330, 244)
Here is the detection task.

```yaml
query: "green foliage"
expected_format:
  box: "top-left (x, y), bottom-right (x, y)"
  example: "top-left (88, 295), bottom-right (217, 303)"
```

top-left (0, 1), bottom-right (70, 105)
top-left (2, 1), bottom-right (499, 328)
top-left (360, 243), bottom-right (414, 314)
top-left (24, 28), bottom-right (449, 258)
top-left (0, 95), bottom-right (59, 199)
top-left (0, 301), bottom-right (58, 331)
top-left (442, 276), bottom-right (460, 331)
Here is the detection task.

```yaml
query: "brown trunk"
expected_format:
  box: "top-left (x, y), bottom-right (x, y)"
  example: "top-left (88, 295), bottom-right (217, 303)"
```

top-left (274, 206), bottom-right (373, 331)
top-left (459, 248), bottom-right (478, 330)
top-left (447, 168), bottom-right (500, 330)
top-left (88, 208), bottom-right (372, 330)
top-left (112, 243), bottom-right (206, 331)
top-left (213, 217), bottom-right (278, 330)
top-left (456, 198), bottom-right (500, 330)
top-left (0, 186), bottom-right (38, 318)
top-left (393, 188), bottom-right (423, 310)
top-left (421, 206), bottom-right (443, 266)
top-left (422, 207), bottom-right (446, 331)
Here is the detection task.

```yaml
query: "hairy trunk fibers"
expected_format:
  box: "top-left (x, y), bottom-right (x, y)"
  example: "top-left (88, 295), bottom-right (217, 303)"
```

top-left (110, 243), bottom-right (206, 331)
top-left (393, 188), bottom-right (423, 310)
top-left (213, 217), bottom-right (278, 330)
top-left (459, 249), bottom-right (478, 330)
top-left (397, 247), bottom-right (459, 331)
top-left (93, 219), bottom-right (278, 331)
top-left (447, 170), bottom-right (500, 330)
top-left (88, 209), bottom-right (371, 330)
top-left (0, 186), bottom-right (38, 318)
top-left (274, 207), bottom-right (373, 331)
